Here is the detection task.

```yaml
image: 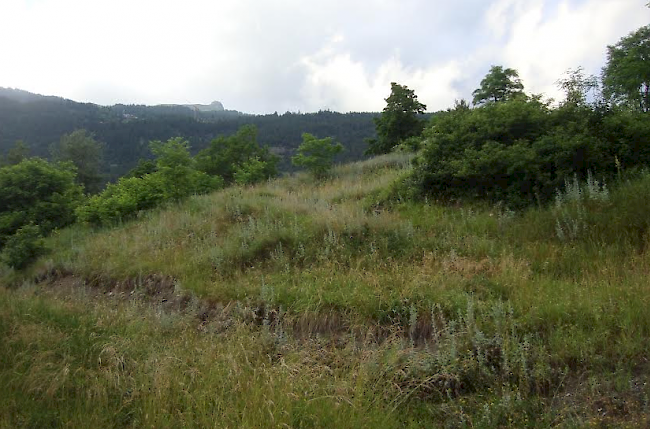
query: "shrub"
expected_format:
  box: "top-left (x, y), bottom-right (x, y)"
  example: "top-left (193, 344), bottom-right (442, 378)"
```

top-left (1, 224), bottom-right (47, 270)
top-left (408, 97), bottom-right (650, 208)
top-left (0, 158), bottom-right (83, 246)
top-left (77, 138), bottom-right (224, 226)
top-left (292, 133), bottom-right (344, 178)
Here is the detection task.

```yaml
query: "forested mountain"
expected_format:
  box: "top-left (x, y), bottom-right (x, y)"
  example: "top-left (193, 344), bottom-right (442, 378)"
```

top-left (0, 88), bottom-right (377, 179)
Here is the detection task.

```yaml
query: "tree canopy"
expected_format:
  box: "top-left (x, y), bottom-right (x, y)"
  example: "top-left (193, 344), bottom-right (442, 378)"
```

top-left (366, 82), bottom-right (426, 155)
top-left (472, 66), bottom-right (524, 106)
top-left (50, 130), bottom-right (104, 193)
top-left (292, 133), bottom-right (344, 178)
top-left (602, 24), bottom-right (650, 112)
top-left (195, 125), bottom-right (278, 184)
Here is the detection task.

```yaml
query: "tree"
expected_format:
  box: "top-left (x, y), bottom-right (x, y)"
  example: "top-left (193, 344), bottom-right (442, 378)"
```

top-left (195, 125), bottom-right (279, 184)
top-left (472, 66), bottom-right (524, 106)
top-left (150, 137), bottom-right (219, 201)
top-left (602, 24), bottom-right (650, 112)
top-left (292, 133), bottom-right (343, 178)
top-left (125, 159), bottom-right (157, 178)
top-left (51, 129), bottom-right (104, 193)
top-left (3, 140), bottom-right (31, 166)
top-left (556, 67), bottom-right (599, 106)
top-left (366, 82), bottom-right (427, 155)
top-left (0, 158), bottom-right (83, 247)
top-left (77, 138), bottom-right (223, 226)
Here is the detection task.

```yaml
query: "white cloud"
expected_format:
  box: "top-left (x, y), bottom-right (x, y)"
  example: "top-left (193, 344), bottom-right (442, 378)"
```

top-left (0, 0), bottom-right (647, 112)
top-left (299, 38), bottom-right (464, 112)
top-left (487, 0), bottom-right (648, 102)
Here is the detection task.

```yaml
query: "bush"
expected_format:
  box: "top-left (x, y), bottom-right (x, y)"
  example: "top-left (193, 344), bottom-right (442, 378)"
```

top-left (1, 225), bottom-right (47, 270)
top-left (195, 125), bottom-right (279, 183)
top-left (408, 97), bottom-right (650, 208)
top-left (292, 133), bottom-right (344, 178)
top-left (0, 158), bottom-right (83, 246)
top-left (234, 157), bottom-right (272, 186)
top-left (77, 138), bottom-right (224, 226)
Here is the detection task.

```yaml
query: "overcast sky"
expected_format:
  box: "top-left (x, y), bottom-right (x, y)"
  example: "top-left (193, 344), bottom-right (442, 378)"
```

top-left (0, 0), bottom-right (647, 113)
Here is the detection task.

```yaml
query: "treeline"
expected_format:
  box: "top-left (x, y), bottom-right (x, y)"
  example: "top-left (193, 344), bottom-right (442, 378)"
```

top-left (0, 89), bottom-right (377, 179)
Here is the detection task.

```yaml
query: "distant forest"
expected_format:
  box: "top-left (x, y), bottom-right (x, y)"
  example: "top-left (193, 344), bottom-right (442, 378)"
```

top-left (0, 88), bottom-right (378, 180)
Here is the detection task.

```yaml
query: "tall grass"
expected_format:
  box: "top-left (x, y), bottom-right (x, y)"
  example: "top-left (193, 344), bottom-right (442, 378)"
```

top-left (3, 153), bottom-right (650, 426)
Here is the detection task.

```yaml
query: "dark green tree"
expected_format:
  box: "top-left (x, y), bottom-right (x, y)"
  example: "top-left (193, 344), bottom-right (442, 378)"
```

top-left (602, 24), bottom-right (650, 112)
top-left (366, 82), bottom-right (427, 155)
top-left (51, 129), bottom-right (104, 193)
top-left (3, 140), bottom-right (31, 166)
top-left (195, 125), bottom-right (278, 184)
top-left (292, 133), bottom-right (344, 178)
top-left (472, 65), bottom-right (525, 106)
top-left (0, 158), bottom-right (83, 247)
top-left (1, 224), bottom-right (47, 270)
top-left (125, 159), bottom-right (157, 178)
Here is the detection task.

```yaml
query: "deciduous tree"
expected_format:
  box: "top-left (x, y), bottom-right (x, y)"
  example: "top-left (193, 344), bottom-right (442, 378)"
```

top-left (472, 66), bottom-right (524, 106)
top-left (195, 125), bottom-right (278, 183)
top-left (292, 133), bottom-right (343, 178)
top-left (366, 82), bottom-right (426, 155)
top-left (602, 24), bottom-right (650, 112)
top-left (51, 129), bottom-right (104, 193)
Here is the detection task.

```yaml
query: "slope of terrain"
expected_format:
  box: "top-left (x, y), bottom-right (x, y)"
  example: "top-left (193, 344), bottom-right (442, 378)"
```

top-left (2, 154), bottom-right (650, 427)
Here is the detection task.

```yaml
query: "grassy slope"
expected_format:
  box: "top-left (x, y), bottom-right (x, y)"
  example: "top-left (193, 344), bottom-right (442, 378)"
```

top-left (2, 153), bottom-right (650, 428)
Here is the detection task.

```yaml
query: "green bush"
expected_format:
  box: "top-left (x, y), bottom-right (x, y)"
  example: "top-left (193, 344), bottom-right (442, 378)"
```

top-left (0, 158), bottom-right (83, 246)
top-left (77, 138), bottom-right (224, 226)
top-left (292, 133), bottom-right (344, 178)
top-left (195, 125), bottom-right (279, 183)
top-left (234, 157), bottom-right (272, 186)
top-left (1, 224), bottom-right (47, 270)
top-left (409, 97), bottom-right (650, 208)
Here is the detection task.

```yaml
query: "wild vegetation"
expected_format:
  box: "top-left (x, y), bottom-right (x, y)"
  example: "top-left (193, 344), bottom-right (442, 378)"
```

top-left (0, 91), bottom-right (376, 180)
top-left (1, 20), bottom-right (650, 428)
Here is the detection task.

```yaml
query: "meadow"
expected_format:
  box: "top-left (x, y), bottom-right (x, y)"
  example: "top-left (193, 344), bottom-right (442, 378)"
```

top-left (2, 153), bottom-right (650, 428)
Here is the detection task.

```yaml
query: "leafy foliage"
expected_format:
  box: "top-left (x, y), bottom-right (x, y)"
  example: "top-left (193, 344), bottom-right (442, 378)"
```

top-left (472, 65), bottom-right (524, 106)
top-left (556, 67), bottom-right (599, 106)
top-left (76, 175), bottom-right (167, 226)
top-left (50, 129), bottom-right (104, 193)
top-left (292, 133), bottom-right (344, 178)
top-left (409, 96), bottom-right (650, 207)
top-left (195, 125), bottom-right (278, 184)
top-left (602, 24), bottom-right (650, 112)
top-left (234, 157), bottom-right (273, 186)
top-left (2, 140), bottom-right (30, 166)
top-left (125, 158), bottom-right (157, 178)
top-left (0, 158), bottom-right (83, 247)
top-left (0, 224), bottom-right (47, 270)
top-left (77, 138), bottom-right (222, 226)
top-left (366, 83), bottom-right (426, 155)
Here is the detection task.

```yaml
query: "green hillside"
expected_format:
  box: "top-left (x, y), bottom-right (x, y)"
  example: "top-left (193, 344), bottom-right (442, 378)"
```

top-left (2, 21), bottom-right (649, 427)
top-left (0, 88), bottom-right (377, 180)
top-left (2, 153), bottom-right (650, 427)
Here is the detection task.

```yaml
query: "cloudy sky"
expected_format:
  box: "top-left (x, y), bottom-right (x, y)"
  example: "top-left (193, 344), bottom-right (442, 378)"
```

top-left (0, 0), bottom-right (647, 113)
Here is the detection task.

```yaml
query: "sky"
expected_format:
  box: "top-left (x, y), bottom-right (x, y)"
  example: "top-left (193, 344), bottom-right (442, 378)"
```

top-left (0, 0), bottom-right (647, 114)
